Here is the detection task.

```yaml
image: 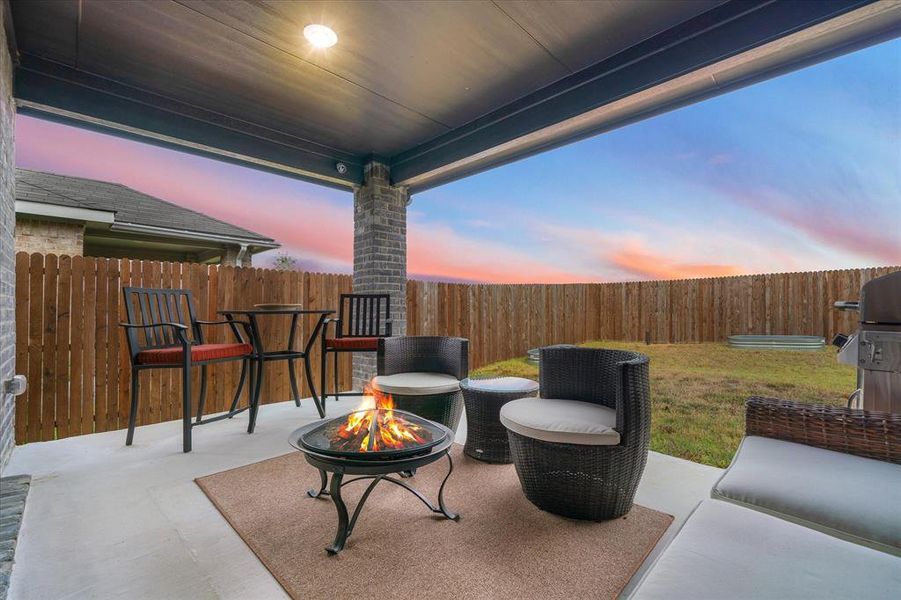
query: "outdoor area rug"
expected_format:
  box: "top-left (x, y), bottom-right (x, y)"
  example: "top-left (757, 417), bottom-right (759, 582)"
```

top-left (196, 445), bottom-right (672, 599)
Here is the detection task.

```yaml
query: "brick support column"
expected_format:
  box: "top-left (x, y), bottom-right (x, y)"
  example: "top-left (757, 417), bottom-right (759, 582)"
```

top-left (221, 246), bottom-right (239, 267)
top-left (1, 9), bottom-right (17, 473)
top-left (352, 162), bottom-right (407, 389)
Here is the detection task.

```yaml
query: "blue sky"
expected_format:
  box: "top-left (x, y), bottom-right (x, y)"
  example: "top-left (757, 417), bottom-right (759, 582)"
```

top-left (17, 38), bottom-right (900, 282)
top-left (414, 37), bottom-right (900, 281)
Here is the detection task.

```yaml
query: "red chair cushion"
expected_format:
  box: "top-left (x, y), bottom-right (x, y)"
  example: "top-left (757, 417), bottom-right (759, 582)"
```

top-left (136, 343), bottom-right (253, 365)
top-left (326, 337), bottom-right (379, 351)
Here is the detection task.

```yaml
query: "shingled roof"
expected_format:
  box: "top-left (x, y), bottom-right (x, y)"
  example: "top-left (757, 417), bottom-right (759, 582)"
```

top-left (16, 168), bottom-right (277, 244)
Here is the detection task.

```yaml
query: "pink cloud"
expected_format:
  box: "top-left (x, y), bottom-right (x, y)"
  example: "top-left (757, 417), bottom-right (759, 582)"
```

top-left (531, 223), bottom-right (755, 282)
top-left (408, 223), bottom-right (584, 284)
top-left (721, 183), bottom-right (901, 264)
top-left (607, 246), bottom-right (743, 280)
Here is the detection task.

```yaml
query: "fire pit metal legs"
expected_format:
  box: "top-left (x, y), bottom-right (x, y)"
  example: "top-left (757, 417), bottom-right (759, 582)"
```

top-left (291, 414), bottom-right (458, 555)
top-left (308, 469), bottom-right (329, 499)
top-left (327, 473), bottom-right (350, 553)
top-left (308, 453), bottom-right (459, 555)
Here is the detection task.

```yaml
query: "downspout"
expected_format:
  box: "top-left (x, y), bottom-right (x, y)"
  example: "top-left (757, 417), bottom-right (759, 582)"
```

top-left (235, 243), bottom-right (249, 267)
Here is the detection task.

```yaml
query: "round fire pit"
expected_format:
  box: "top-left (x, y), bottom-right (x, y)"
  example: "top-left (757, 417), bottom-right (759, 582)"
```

top-left (290, 409), bottom-right (459, 555)
top-left (299, 408), bottom-right (447, 460)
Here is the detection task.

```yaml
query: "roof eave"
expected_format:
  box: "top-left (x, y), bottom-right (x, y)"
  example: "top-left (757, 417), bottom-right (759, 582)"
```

top-left (15, 199), bottom-right (116, 223)
top-left (394, 1), bottom-right (901, 192)
top-left (109, 221), bottom-right (279, 249)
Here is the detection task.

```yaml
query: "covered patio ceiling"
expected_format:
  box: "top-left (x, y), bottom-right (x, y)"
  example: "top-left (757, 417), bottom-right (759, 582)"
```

top-left (8, 0), bottom-right (901, 192)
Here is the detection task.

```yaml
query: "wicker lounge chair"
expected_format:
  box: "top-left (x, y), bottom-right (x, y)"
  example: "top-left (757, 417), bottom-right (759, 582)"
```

top-left (373, 336), bottom-right (468, 431)
top-left (500, 346), bottom-right (650, 520)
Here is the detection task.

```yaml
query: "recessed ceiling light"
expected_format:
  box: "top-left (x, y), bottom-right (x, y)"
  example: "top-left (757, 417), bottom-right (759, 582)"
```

top-left (304, 24), bottom-right (338, 49)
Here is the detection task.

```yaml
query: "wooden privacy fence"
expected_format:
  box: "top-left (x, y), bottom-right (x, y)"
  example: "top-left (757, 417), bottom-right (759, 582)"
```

top-left (406, 266), bottom-right (900, 371)
top-left (13, 251), bottom-right (899, 444)
top-left (14, 253), bottom-right (352, 444)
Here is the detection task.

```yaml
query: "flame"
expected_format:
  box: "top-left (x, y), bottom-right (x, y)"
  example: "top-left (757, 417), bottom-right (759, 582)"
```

top-left (333, 383), bottom-right (428, 452)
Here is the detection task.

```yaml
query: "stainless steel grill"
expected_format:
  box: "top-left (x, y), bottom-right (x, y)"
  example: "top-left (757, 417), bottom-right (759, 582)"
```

top-left (834, 271), bottom-right (901, 412)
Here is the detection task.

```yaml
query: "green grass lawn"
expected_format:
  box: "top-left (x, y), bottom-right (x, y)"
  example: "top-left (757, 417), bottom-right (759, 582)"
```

top-left (472, 341), bottom-right (856, 468)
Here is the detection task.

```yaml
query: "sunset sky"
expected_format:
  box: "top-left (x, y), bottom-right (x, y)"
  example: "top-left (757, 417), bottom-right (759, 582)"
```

top-left (15, 39), bottom-right (900, 283)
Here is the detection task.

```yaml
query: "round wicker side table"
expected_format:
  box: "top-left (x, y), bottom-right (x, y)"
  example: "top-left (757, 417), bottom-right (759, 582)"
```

top-left (461, 377), bottom-right (539, 463)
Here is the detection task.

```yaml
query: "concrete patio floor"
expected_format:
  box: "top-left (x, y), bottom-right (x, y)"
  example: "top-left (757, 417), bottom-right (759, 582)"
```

top-left (4, 398), bottom-right (722, 599)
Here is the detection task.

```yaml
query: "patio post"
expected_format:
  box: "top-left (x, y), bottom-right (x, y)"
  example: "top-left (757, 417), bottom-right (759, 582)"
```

top-left (352, 162), bottom-right (408, 389)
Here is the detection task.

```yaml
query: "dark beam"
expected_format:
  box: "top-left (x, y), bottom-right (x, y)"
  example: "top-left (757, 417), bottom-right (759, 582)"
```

top-left (14, 55), bottom-right (364, 190)
top-left (391, 0), bottom-right (881, 189)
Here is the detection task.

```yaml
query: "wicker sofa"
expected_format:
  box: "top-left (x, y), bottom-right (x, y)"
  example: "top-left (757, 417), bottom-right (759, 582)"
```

top-left (631, 397), bottom-right (901, 599)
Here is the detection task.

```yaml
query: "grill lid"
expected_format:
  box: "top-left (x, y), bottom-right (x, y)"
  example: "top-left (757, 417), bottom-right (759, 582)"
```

top-left (860, 272), bottom-right (901, 325)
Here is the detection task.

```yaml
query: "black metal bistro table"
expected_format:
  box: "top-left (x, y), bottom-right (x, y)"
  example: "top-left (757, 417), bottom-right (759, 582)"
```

top-left (219, 308), bottom-right (334, 422)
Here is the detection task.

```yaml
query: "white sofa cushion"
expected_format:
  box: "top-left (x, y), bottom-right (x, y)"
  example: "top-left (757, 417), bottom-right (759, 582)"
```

top-left (713, 436), bottom-right (901, 555)
top-left (499, 398), bottom-right (620, 445)
top-left (371, 372), bottom-right (460, 396)
top-left (631, 500), bottom-right (901, 600)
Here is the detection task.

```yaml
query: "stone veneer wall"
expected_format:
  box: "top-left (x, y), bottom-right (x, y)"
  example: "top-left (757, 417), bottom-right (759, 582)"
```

top-left (14, 217), bottom-right (85, 256)
top-left (1, 8), bottom-right (16, 473)
top-left (352, 162), bottom-right (408, 389)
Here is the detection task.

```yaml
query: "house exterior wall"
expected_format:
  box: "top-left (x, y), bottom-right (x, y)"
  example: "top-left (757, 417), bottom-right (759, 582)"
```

top-left (352, 162), bottom-right (407, 389)
top-left (15, 217), bottom-right (85, 256)
top-left (1, 7), bottom-right (17, 473)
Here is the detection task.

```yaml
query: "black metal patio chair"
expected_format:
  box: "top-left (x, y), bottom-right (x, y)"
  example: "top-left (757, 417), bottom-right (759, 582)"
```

top-left (120, 287), bottom-right (255, 452)
top-left (320, 293), bottom-right (392, 405)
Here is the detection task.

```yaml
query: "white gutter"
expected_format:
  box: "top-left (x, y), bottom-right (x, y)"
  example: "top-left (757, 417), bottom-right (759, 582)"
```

top-left (15, 199), bottom-right (116, 223)
top-left (109, 221), bottom-right (280, 250)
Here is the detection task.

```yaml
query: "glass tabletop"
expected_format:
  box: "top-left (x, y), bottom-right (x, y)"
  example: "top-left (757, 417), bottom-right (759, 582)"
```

top-left (460, 377), bottom-right (539, 393)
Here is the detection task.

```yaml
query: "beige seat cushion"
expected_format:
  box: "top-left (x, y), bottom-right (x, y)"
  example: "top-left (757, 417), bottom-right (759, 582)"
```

top-left (371, 372), bottom-right (460, 396)
top-left (631, 500), bottom-right (901, 600)
top-left (713, 436), bottom-right (901, 555)
top-left (499, 398), bottom-right (620, 445)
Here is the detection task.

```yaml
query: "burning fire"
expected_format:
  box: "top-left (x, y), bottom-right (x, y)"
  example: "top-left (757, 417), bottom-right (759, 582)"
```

top-left (334, 384), bottom-right (429, 453)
